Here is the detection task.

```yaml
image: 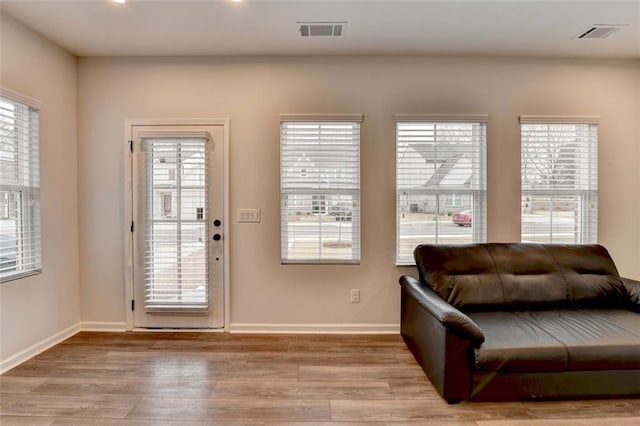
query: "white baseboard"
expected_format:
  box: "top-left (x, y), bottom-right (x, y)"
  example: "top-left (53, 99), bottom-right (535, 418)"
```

top-left (0, 322), bottom-right (81, 374)
top-left (80, 321), bottom-right (127, 332)
top-left (229, 323), bottom-right (400, 334)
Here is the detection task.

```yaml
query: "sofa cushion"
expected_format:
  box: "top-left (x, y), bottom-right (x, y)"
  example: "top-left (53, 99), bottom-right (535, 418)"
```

top-left (470, 311), bottom-right (569, 372)
top-left (414, 243), bottom-right (627, 311)
top-left (523, 309), bottom-right (640, 370)
top-left (414, 244), bottom-right (502, 308)
top-left (470, 309), bottom-right (640, 373)
top-left (545, 245), bottom-right (626, 307)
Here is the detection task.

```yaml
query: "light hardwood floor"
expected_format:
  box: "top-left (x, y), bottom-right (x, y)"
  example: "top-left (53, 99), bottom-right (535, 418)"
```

top-left (1, 332), bottom-right (639, 425)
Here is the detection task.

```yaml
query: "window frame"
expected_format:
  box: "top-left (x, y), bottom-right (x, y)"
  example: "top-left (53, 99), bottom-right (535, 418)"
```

top-left (280, 114), bottom-right (363, 264)
top-left (395, 114), bottom-right (487, 265)
top-left (520, 115), bottom-right (599, 245)
top-left (0, 88), bottom-right (42, 283)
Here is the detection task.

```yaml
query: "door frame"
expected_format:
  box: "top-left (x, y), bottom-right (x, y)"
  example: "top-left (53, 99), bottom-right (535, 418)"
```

top-left (123, 118), bottom-right (230, 331)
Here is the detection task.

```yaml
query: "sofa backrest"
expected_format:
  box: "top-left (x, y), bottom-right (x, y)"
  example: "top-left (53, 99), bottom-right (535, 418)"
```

top-left (414, 243), bottom-right (627, 311)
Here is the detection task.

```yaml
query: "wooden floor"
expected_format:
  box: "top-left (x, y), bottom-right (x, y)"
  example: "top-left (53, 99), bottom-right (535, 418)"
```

top-left (1, 332), bottom-right (639, 425)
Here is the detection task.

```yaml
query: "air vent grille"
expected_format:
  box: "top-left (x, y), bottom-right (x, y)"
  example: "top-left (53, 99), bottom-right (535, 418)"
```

top-left (575, 25), bottom-right (626, 39)
top-left (298, 22), bottom-right (346, 37)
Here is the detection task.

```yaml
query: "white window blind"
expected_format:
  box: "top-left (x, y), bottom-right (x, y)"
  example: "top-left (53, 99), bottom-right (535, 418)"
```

top-left (395, 115), bottom-right (487, 265)
top-left (141, 137), bottom-right (209, 311)
top-left (0, 92), bottom-right (41, 283)
top-left (520, 116), bottom-right (598, 244)
top-left (280, 115), bottom-right (362, 263)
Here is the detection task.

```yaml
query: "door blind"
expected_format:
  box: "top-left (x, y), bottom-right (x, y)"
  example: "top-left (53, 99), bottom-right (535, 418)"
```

top-left (395, 118), bottom-right (486, 264)
top-left (520, 117), bottom-right (598, 244)
top-left (0, 94), bottom-right (41, 282)
top-left (140, 137), bottom-right (209, 311)
top-left (280, 118), bottom-right (361, 263)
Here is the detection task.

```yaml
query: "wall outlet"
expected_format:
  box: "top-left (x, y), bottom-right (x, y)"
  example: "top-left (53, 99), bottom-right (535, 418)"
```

top-left (350, 289), bottom-right (360, 303)
top-left (237, 208), bottom-right (261, 222)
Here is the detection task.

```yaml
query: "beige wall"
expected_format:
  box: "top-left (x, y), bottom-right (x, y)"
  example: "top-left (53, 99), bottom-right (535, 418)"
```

top-left (77, 55), bottom-right (640, 329)
top-left (0, 14), bottom-right (80, 361)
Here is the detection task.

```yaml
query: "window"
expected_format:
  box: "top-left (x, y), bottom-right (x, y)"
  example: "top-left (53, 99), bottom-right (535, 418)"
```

top-left (0, 90), bottom-right (41, 282)
top-left (280, 114), bottom-right (362, 263)
top-left (520, 116), bottom-right (598, 244)
top-left (395, 115), bottom-right (487, 265)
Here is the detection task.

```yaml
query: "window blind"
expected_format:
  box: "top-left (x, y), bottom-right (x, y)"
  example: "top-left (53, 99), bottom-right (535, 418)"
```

top-left (395, 116), bottom-right (486, 265)
top-left (0, 93), bottom-right (41, 282)
top-left (520, 117), bottom-right (598, 244)
top-left (280, 117), bottom-right (361, 263)
top-left (140, 137), bottom-right (209, 311)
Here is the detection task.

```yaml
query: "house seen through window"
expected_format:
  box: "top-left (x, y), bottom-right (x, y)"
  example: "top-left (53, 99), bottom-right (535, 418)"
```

top-left (395, 116), bottom-right (487, 265)
top-left (280, 116), bottom-right (362, 263)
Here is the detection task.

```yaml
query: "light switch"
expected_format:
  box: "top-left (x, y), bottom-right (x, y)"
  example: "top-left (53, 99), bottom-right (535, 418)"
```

top-left (237, 208), bottom-right (261, 223)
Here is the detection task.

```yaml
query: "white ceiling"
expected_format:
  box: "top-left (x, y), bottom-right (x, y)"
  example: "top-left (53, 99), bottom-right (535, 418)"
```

top-left (1, 0), bottom-right (639, 59)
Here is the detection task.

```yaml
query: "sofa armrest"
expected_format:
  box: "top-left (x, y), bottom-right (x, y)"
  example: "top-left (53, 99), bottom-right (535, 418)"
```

top-left (399, 275), bottom-right (485, 346)
top-left (622, 277), bottom-right (640, 311)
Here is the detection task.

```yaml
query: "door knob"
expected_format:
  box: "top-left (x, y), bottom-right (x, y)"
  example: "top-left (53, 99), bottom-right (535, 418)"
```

top-left (213, 234), bottom-right (221, 241)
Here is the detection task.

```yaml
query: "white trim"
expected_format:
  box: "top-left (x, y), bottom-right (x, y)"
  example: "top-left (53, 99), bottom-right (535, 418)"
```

top-left (228, 323), bottom-right (400, 334)
top-left (80, 322), bottom-right (127, 332)
top-left (0, 323), bottom-right (81, 374)
top-left (222, 120), bottom-right (231, 332)
top-left (124, 124), bottom-right (135, 331)
top-left (519, 115), bottom-right (600, 124)
top-left (0, 87), bottom-right (42, 109)
top-left (280, 113), bottom-right (364, 123)
top-left (394, 114), bottom-right (488, 123)
top-left (123, 118), bottom-right (230, 332)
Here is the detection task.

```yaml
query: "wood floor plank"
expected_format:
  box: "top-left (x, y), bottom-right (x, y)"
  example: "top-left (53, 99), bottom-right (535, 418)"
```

top-left (5, 360), bottom-right (287, 381)
top-left (211, 380), bottom-right (394, 400)
top-left (126, 398), bottom-right (330, 422)
top-left (523, 399), bottom-right (640, 419)
top-left (288, 342), bottom-right (407, 354)
top-left (3, 360), bottom-right (147, 379)
top-left (52, 418), bottom-right (261, 425)
top-left (388, 377), bottom-right (443, 400)
top-left (0, 415), bottom-right (56, 425)
top-left (330, 399), bottom-right (533, 422)
top-left (31, 377), bottom-right (216, 399)
top-left (0, 393), bottom-right (138, 419)
top-left (34, 347), bottom-right (109, 363)
top-left (103, 350), bottom-right (249, 364)
top-left (299, 365), bottom-right (424, 381)
top-left (0, 377), bottom-right (50, 394)
top-left (149, 340), bottom-right (289, 353)
top-left (395, 352), bottom-right (419, 365)
top-left (246, 351), bottom-right (401, 366)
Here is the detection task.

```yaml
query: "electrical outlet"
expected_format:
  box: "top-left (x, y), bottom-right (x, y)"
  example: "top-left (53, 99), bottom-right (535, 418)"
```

top-left (350, 289), bottom-right (360, 303)
top-left (237, 208), bottom-right (261, 222)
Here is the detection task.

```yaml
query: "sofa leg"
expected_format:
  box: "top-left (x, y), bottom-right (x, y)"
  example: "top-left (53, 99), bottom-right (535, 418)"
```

top-left (445, 398), bottom-right (463, 404)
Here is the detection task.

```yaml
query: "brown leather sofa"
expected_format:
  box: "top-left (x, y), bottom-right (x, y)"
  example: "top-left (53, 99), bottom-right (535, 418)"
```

top-left (399, 243), bottom-right (640, 402)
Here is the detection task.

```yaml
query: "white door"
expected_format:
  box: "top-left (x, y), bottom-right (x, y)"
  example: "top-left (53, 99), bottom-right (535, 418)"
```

top-left (131, 125), bottom-right (224, 328)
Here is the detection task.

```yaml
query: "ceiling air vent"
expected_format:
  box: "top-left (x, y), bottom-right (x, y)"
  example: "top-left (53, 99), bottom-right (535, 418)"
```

top-left (298, 22), bottom-right (346, 37)
top-left (574, 24), bottom-right (626, 39)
